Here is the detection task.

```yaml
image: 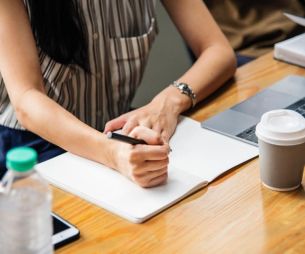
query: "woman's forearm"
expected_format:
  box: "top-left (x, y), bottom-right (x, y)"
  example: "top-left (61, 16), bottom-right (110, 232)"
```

top-left (151, 44), bottom-right (236, 116)
top-left (16, 88), bottom-right (115, 168)
top-left (176, 44), bottom-right (236, 103)
top-left (153, 0), bottom-right (236, 115)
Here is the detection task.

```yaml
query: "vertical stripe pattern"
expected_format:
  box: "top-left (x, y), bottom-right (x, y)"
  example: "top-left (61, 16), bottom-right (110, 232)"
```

top-left (0, 0), bottom-right (158, 131)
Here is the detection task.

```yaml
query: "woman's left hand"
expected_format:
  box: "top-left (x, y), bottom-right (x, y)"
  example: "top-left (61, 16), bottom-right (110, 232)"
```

top-left (104, 86), bottom-right (192, 142)
top-left (104, 102), bottom-right (178, 143)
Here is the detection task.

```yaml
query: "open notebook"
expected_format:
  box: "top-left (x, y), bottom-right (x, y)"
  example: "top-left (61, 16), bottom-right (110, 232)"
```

top-left (36, 117), bottom-right (258, 223)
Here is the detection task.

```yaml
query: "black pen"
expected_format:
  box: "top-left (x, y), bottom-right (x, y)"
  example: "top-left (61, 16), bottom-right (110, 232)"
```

top-left (107, 131), bottom-right (172, 152)
top-left (106, 132), bottom-right (147, 145)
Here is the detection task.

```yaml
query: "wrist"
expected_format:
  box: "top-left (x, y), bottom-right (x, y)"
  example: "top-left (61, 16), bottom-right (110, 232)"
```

top-left (94, 132), bottom-right (118, 169)
top-left (171, 81), bottom-right (196, 108)
top-left (151, 85), bottom-right (192, 115)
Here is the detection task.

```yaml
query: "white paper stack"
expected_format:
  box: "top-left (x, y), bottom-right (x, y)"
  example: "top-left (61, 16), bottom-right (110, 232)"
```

top-left (274, 13), bottom-right (305, 68)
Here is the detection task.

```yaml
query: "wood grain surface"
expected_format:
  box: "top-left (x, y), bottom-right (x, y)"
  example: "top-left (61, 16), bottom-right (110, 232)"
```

top-left (54, 52), bottom-right (305, 254)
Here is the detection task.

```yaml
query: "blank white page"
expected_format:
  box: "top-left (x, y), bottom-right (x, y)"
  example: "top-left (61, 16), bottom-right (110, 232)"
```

top-left (169, 117), bottom-right (258, 182)
top-left (36, 153), bottom-right (204, 223)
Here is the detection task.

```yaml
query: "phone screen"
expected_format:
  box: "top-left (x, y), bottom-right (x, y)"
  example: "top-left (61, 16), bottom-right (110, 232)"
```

top-left (52, 213), bottom-right (80, 249)
top-left (53, 216), bottom-right (70, 234)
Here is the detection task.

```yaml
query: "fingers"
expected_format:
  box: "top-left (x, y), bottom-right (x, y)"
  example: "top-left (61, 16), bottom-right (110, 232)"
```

top-left (104, 115), bottom-right (127, 133)
top-left (131, 158), bottom-right (169, 174)
top-left (152, 121), bottom-right (175, 143)
top-left (116, 141), bottom-right (170, 188)
top-left (145, 173), bottom-right (168, 188)
top-left (129, 125), bottom-right (163, 145)
top-left (128, 147), bottom-right (169, 188)
top-left (152, 123), bottom-right (167, 143)
top-left (121, 118), bottom-right (138, 135)
top-left (120, 118), bottom-right (153, 135)
top-left (121, 115), bottom-right (157, 135)
top-left (112, 125), bottom-right (171, 188)
top-left (132, 167), bottom-right (168, 188)
top-left (134, 144), bottom-right (170, 161)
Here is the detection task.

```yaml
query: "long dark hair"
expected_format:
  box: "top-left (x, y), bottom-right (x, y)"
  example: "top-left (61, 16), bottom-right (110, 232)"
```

top-left (27, 0), bottom-right (89, 71)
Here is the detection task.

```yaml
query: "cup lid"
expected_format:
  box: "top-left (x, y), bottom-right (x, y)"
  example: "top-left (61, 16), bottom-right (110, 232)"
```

top-left (255, 109), bottom-right (305, 146)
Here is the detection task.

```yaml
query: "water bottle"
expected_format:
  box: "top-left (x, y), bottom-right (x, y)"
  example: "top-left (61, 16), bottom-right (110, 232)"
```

top-left (0, 147), bottom-right (53, 254)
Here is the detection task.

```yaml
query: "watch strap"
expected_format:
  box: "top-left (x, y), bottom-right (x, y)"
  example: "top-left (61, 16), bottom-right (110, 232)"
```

top-left (171, 81), bottom-right (197, 108)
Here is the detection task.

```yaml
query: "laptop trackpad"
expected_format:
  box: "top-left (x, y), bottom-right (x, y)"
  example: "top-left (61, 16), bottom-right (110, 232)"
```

top-left (201, 109), bottom-right (258, 136)
top-left (269, 75), bottom-right (305, 97)
top-left (232, 89), bottom-right (299, 118)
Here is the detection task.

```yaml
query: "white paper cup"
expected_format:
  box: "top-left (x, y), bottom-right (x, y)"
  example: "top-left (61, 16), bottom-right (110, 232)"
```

top-left (256, 110), bottom-right (305, 191)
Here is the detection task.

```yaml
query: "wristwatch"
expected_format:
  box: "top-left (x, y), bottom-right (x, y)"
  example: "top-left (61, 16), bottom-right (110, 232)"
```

top-left (171, 81), bottom-right (197, 108)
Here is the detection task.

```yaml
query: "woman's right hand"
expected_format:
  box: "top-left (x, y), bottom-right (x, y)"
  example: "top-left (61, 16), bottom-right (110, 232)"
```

top-left (109, 126), bottom-right (170, 188)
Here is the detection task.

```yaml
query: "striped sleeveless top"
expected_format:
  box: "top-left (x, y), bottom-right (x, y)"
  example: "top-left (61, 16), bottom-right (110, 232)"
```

top-left (0, 0), bottom-right (158, 131)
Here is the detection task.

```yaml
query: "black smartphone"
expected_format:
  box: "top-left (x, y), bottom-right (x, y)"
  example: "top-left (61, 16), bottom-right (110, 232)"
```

top-left (52, 212), bottom-right (80, 249)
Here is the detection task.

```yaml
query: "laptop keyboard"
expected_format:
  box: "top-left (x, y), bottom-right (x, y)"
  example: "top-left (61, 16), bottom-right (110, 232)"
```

top-left (236, 97), bottom-right (305, 145)
top-left (236, 125), bottom-right (258, 144)
top-left (286, 97), bottom-right (305, 116)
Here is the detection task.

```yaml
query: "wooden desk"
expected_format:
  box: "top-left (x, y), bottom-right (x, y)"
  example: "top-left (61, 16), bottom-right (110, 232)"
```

top-left (54, 52), bottom-right (305, 254)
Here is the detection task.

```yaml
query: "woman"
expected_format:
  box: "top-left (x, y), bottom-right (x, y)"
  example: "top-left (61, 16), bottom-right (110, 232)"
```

top-left (0, 0), bottom-right (236, 187)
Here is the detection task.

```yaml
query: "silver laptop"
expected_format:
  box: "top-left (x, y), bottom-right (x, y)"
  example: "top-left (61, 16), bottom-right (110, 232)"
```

top-left (201, 75), bottom-right (305, 146)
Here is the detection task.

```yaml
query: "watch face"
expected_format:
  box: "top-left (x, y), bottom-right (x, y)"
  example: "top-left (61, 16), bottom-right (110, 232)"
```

top-left (181, 83), bottom-right (189, 93)
top-left (172, 81), bottom-right (196, 107)
top-left (181, 84), bottom-right (187, 90)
